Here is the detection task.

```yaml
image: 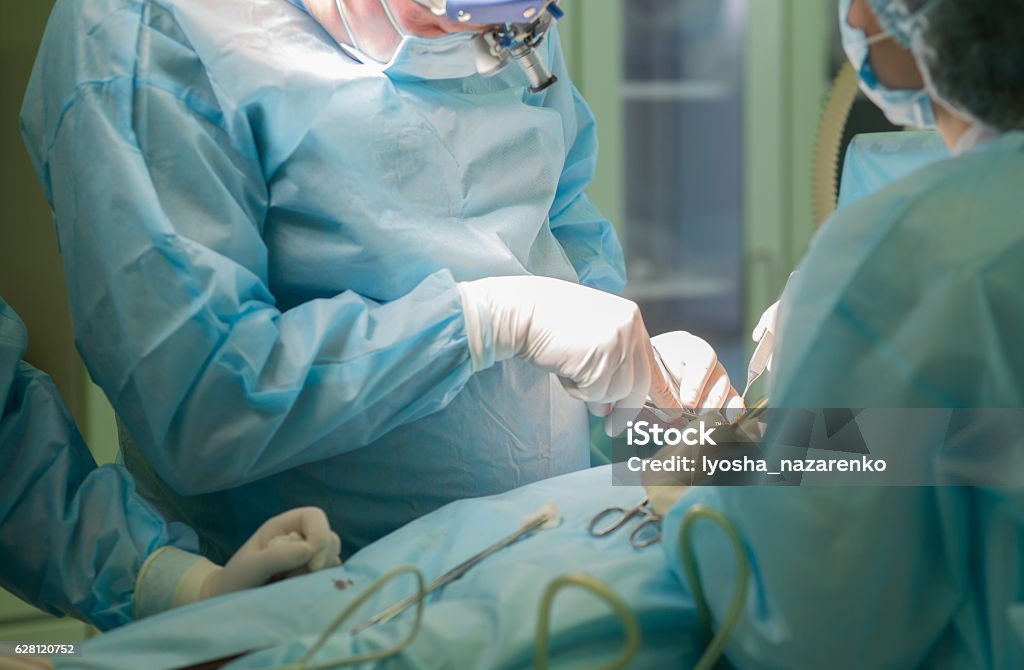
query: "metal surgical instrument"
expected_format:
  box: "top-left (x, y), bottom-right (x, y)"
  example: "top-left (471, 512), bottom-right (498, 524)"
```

top-left (350, 503), bottom-right (559, 635)
top-left (588, 497), bottom-right (662, 548)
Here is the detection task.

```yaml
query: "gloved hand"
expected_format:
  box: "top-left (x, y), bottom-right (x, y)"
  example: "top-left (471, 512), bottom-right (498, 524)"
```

top-left (751, 301), bottom-right (780, 365)
top-left (459, 276), bottom-right (677, 435)
top-left (135, 507), bottom-right (341, 618)
top-left (200, 506), bottom-right (342, 598)
top-left (650, 331), bottom-right (743, 416)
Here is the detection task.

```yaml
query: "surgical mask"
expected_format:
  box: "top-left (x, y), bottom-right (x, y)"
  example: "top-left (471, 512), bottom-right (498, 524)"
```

top-left (333, 0), bottom-right (487, 80)
top-left (838, 0), bottom-right (936, 129)
top-left (385, 31), bottom-right (484, 80)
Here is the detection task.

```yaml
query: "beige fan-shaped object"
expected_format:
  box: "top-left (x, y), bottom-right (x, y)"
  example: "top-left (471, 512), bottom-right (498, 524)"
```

top-left (812, 62), bottom-right (860, 226)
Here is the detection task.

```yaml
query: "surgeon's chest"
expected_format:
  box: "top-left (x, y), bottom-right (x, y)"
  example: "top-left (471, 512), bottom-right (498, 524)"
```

top-left (258, 76), bottom-right (571, 301)
top-left (272, 77), bottom-right (566, 214)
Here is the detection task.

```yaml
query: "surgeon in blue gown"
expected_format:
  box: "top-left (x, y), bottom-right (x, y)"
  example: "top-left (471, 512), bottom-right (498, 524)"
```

top-left (0, 297), bottom-right (341, 641)
top-left (19, 0), bottom-right (680, 562)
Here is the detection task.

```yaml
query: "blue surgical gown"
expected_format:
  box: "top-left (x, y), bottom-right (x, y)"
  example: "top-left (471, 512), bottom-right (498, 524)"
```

top-left (837, 131), bottom-right (950, 208)
top-left (0, 299), bottom-right (199, 631)
top-left (20, 0), bottom-right (625, 559)
top-left (661, 132), bottom-right (1024, 668)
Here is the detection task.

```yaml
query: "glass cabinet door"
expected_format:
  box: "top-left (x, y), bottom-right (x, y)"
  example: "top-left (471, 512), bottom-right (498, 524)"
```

top-left (564, 0), bottom-right (829, 381)
top-left (621, 0), bottom-right (748, 375)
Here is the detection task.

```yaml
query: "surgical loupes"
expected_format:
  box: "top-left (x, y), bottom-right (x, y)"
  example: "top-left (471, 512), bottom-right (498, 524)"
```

top-left (412, 0), bottom-right (564, 92)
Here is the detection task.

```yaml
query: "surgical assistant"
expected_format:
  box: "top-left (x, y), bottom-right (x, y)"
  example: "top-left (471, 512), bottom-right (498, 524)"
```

top-left (646, 0), bottom-right (1024, 665)
top-left (775, 0), bottom-right (1024, 408)
top-left (20, 0), bottom-right (673, 561)
top-left (0, 298), bottom-right (341, 634)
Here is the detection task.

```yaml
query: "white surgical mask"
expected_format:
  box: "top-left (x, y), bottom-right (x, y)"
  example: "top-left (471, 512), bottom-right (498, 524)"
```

top-left (385, 31), bottom-right (484, 80)
top-left (334, 0), bottom-right (485, 80)
top-left (838, 0), bottom-right (937, 129)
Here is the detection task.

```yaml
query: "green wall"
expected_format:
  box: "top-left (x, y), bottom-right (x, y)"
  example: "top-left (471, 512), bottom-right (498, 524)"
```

top-left (558, 0), bottom-right (624, 235)
top-left (0, 0), bottom-right (99, 636)
top-left (1, 2), bottom-right (119, 463)
top-left (0, 2), bottom-right (80, 418)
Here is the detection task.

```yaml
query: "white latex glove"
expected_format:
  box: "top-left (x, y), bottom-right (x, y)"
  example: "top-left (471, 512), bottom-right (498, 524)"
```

top-left (650, 331), bottom-right (743, 416)
top-left (202, 507), bottom-right (342, 598)
top-left (747, 300), bottom-right (780, 381)
top-left (134, 508), bottom-right (341, 619)
top-left (751, 301), bottom-right (780, 362)
top-left (459, 276), bottom-right (676, 435)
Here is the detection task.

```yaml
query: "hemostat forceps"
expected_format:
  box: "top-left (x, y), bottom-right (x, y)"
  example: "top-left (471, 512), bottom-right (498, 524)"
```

top-left (589, 497), bottom-right (662, 548)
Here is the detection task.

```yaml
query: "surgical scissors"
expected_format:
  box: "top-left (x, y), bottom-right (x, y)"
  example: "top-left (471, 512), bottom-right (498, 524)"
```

top-left (588, 497), bottom-right (662, 548)
top-left (643, 395), bottom-right (769, 428)
top-left (642, 400), bottom-right (701, 424)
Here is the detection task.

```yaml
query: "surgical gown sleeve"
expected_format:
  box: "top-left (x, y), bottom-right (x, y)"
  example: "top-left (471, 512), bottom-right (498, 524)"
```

top-left (0, 302), bottom-right (199, 631)
top-left (542, 30), bottom-right (627, 296)
top-left (19, 3), bottom-right (478, 495)
top-left (662, 485), bottom-right (972, 668)
top-left (771, 151), bottom-right (1024, 409)
top-left (659, 143), bottom-right (1024, 668)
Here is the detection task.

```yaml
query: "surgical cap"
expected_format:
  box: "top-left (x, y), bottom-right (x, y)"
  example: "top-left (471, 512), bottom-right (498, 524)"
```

top-left (866, 0), bottom-right (915, 47)
top-left (907, 0), bottom-right (1024, 130)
